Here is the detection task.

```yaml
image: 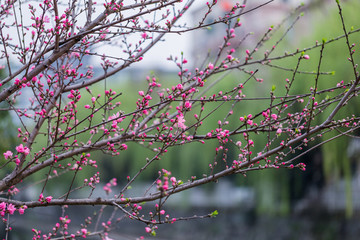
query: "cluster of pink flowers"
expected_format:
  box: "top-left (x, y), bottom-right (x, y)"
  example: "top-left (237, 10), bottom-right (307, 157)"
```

top-left (16, 144), bottom-right (30, 155)
top-left (0, 0), bottom-right (357, 238)
top-left (0, 202), bottom-right (27, 218)
top-left (38, 193), bottom-right (53, 204)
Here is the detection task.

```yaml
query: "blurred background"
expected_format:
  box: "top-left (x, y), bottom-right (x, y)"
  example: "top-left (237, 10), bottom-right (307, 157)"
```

top-left (2, 0), bottom-right (360, 239)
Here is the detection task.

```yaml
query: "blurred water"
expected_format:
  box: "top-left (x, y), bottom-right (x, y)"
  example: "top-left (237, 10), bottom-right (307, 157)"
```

top-left (3, 179), bottom-right (360, 239)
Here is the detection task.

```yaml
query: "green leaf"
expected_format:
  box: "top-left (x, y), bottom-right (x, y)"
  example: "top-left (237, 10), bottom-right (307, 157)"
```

top-left (271, 85), bottom-right (276, 92)
top-left (210, 210), bottom-right (219, 217)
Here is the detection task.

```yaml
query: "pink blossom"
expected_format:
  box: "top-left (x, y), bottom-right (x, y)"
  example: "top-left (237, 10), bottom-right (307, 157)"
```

top-left (3, 150), bottom-right (13, 159)
top-left (176, 115), bottom-right (187, 130)
top-left (170, 177), bottom-right (176, 183)
top-left (184, 101), bottom-right (192, 109)
top-left (81, 228), bottom-right (87, 237)
top-left (71, 52), bottom-right (80, 58)
top-left (247, 120), bottom-right (253, 125)
top-left (271, 114), bottom-right (278, 120)
top-left (18, 205), bottom-right (27, 215)
top-left (208, 62), bottom-right (214, 70)
top-left (177, 84), bottom-right (183, 90)
top-left (16, 144), bottom-right (30, 155)
top-left (38, 193), bottom-right (44, 202)
top-left (276, 128), bottom-right (282, 134)
top-left (7, 204), bottom-right (16, 215)
top-left (45, 196), bottom-right (53, 203)
top-left (145, 227), bottom-right (152, 233)
top-left (16, 144), bottom-right (25, 153)
top-left (24, 147), bottom-right (30, 156)
top-left (303, 55), bottom-right (310, 59)
top-left (0, 202), bottom-right (6, 211)
top-left (141, 32), bottom-right (147, 39)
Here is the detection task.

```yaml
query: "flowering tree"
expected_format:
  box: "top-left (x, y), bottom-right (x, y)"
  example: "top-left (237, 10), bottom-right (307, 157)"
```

top-left (0, 0), bottom-right (359, 239)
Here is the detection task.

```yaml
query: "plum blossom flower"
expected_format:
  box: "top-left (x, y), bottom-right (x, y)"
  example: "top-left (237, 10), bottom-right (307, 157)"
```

top-left (208, 62), bottom-right (214, 70)
top-left (38, 193), bottom-right (53, 204)
top-left (45, 196), bottom-right (53, 203)
top-left (141, 32), bottom-right (147, 39)
top-left (184, 101), bottom-right (192, 109)
top-left (271, 114), bottom-right (278, 120)
top-left (176, 84), bottom-right (183, 90)
top-left (18, 205), bottom-right (28, 215)
top-left (176, 115), bottom-right (187, 130)
top-left (38, 193), bottom-right (44, 202)
top-left (0, 202), bottom-right (6, 211)
top-left (3, 150), bottom-right (13, 159)
top-left (16, 144), bottom-right (30, 156)
top-left (7, 204), bottom-right (16, 215)
top-left (81, 228), bottom-right (88, 237)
